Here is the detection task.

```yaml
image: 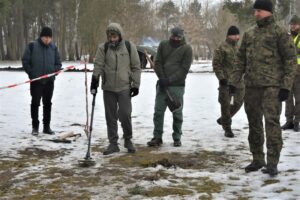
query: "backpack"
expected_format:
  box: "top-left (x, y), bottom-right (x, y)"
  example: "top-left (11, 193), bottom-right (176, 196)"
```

top-left (104, 40), bottom-right (131, 56)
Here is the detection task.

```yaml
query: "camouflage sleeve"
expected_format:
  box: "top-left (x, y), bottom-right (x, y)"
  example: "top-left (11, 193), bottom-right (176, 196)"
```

top-left (212, 46), bottom-right (225, 80)
top-left (92, 44), bottom-right (105, 82)
top-left (154, 42), bottom-right (165, 78)
top-left (229, 33), bottom-right (247, 87)
top-left (278, 31), bottom-right (297, 90)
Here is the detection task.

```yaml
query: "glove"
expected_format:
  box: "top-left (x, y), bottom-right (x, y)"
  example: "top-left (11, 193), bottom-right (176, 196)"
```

top-left (90, 76), bottom-right (99, 95)
top-left (219, 79), bottom-right (228, 86)
top-left (228, 85), bottom-right (236, 94)
top-left (130, 88), bottom-right (139, 97)
top-left (158, 78), bottom-right (170, 89)
top-left (278, 88), bottom-right (289, 102)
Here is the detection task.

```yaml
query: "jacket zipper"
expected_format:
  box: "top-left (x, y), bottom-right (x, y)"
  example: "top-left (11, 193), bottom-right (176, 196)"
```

top-left (115, 53), bottom-right (118, 88)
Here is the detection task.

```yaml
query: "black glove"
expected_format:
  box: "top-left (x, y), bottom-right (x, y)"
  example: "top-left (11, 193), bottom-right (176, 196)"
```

top-left (90, 76), bottom-right (99, 95)
top-left (278, 88), bottom-right (289, 102)
top-left (130, 88), bottom-right (139, 97)
top-left (159, 78), bottom-right (170, 89)
top-left (229, 85), bottom-right (236, 94)
top-left (219, 79), bottom-right (228, 86)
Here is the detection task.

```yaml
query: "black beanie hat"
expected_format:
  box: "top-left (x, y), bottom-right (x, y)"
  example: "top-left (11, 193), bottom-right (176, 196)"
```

top-left (40, 27), bottom-right (52, 37)
top-left (253, 0), bottom-right (273, 13)
top-left (171, 27), bottom-right (184, 38)
top-left (227, 26), bottom-right (240, 36)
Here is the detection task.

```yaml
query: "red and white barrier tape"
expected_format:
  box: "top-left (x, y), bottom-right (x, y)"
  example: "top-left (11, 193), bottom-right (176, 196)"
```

top-left (0, 64), bottom-right (83, 90)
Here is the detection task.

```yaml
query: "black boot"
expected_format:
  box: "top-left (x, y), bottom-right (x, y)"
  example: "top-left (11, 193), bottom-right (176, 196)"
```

top-left (147, 138), bottom-right (163, 147)
top-left (124, 139), bottom-right (136, 153)
top-left (32, 126), bottom-right (39, 136)
top-left (103, 143), bottom-right (120, 155)
top-left (261, 165), bottom-right (278, 176)
top-left (245, 160), bottom-right (266, 173)
top-left (43, 125), bottom-right (55, 135)
top-left (31, 104), bottom-right (39, 136)
top-left (281, 121), bottom-right (294, 130)
top-left (224, 127), bottom-right (234, 138)
top-left (293, 122), bottom-right (299, 132)
top-left (173, 139), bottom-right (182, 147)
top-left (217, 117), bottom-right (222, 125)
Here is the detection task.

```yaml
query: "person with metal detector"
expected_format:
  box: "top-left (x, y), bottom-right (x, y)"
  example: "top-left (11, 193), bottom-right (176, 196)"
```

top-left (90, 23), bottom-right (141, 155)
top-left (147, 27), bottom-right (193, 147)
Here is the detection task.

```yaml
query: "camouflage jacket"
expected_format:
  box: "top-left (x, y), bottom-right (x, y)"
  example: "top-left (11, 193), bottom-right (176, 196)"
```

top-left (230, 16), bottom-right (297, 90)
top-left (213, 38), bottom-right (244, 88)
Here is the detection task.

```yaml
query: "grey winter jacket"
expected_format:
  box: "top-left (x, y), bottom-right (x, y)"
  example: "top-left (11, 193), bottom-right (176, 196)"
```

top-left (92, 23), bottom-right (141, 92)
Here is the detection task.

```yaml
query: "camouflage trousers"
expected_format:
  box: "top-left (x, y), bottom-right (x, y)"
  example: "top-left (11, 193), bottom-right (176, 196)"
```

top-left (285, 75), bottom-right (300, 123)
top-left (218, 85), bottom-right (245, 130)
top-left (244, 87), bottom-right (283, 166)
top-left (153, 85), bottom-right (185, 140)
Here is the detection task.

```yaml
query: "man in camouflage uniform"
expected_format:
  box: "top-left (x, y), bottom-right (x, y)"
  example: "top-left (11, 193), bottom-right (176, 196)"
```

top-left (281, 15), bottom-right (300, 132)
top-left (229, 0), bottom-right (297, 176)
top-left (213, 26), bottom-right (245, 138)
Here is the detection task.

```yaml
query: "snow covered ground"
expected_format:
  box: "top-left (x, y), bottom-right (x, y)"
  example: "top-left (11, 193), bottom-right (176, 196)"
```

top-left (0, 65), bottom-right (299, 199)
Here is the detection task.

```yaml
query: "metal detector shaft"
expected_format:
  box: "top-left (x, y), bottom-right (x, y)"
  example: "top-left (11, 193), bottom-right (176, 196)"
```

top-left (85, 94), bottom-right (96, 159)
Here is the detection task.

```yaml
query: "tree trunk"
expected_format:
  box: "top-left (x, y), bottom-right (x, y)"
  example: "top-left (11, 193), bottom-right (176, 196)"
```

top-left (0, 24), bottom-right (6, 60)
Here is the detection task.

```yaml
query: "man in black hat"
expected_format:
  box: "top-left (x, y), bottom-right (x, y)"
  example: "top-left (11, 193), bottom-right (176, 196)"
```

top-left (147, 27), bottom-right (193, 147)
top-left (213, 26), bottom-right (245, 138)
top-left (230, 0), bottom-right (297, 176)
top-left (22, 27), bottom-right (62, 135)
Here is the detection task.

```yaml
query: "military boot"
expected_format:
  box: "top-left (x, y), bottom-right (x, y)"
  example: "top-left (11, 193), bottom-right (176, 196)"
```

top-left (281, 121), bottom-right (294, 130)
top-left (293, 122), bottom-right (299, 132)
top-left (261, 165), bottom-right (278, 176)
top-left (224, 127), bottom-right (234, 138)
top-left (147, 138), bottom-right (163, 147)
top-left (43, 125), bottom-right (55, 135)
top-left (245, 160), bottom-right (266, 173)
top-left (124, 139), bottom-right (136, 153)
top-left (103, 143), bottom-right (120, 155)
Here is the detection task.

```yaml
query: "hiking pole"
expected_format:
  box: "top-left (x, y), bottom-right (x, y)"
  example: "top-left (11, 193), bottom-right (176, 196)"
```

top-left (78, 93), bottom-right (97, 167)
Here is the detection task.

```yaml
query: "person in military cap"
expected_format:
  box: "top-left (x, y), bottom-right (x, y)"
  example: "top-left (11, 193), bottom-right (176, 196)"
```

top-left (213, 25), bottom-right (245, 138)
top-left (229, 0), bottom-right (297, 176)
top-left (281, 15), bottom-right (300, 132)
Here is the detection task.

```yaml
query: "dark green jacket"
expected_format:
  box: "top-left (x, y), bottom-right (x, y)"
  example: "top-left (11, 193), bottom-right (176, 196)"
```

top-left (22, 38), bottom-right (62, 83)
top-left (154, 39), bottom-right (193, 86)
top-left (93, 23), bottom-right (141, 92)
top-left (213, 39), bottom-right (244, 88)
top-left (230, 16), bottom-right (297, 90)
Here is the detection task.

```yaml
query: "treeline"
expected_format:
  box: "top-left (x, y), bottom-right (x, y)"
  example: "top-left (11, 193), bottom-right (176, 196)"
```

top-left (0, 0), bottom-right (299, 62)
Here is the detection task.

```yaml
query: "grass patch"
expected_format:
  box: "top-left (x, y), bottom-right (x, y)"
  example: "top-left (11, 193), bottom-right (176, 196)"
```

top-left (128, 185), bottom-right (193, 197)
top-left (262, 179), bottom-right (280, 187)
top-left (109, 147), bottom-right (233, 170)
top-left (275, 188), bottom-right (293, 193)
